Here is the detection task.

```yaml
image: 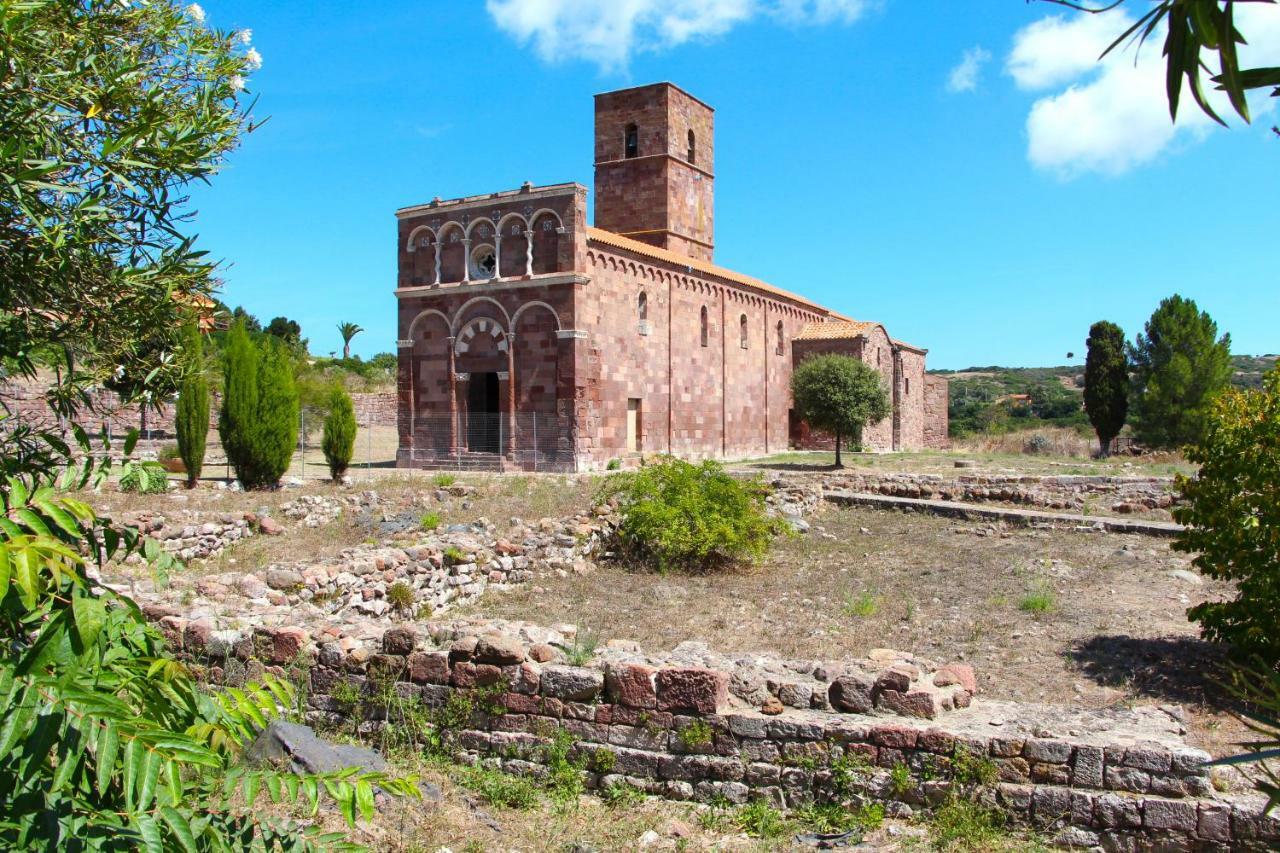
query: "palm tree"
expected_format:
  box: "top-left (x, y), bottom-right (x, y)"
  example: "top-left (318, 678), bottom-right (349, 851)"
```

top-left (337, 321), bottom-right (363, 359)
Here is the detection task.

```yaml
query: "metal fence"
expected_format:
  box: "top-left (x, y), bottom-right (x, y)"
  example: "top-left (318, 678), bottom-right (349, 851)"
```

top-left (406, 412), bottom-right (574, 472)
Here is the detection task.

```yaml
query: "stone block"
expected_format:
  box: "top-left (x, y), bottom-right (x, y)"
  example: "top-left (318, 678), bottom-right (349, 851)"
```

top-left (875, 688), bottom-right (942, 719)
top-left (655, 667), bottom-right (728, 714)
top-left (828, 672), bottom-right (875, 713)
top-left (407, 651), bottom-right (450, 684)
top-left (1143, 798), bottom-right (1197, 832)
top-left (1094, 793), bottom-right (1142, 829)
top-left (1197, 802), bottom-right (1232, 842)
top-left (605, 662), bottom-right (657, 709)
top-left (1023, 738), bottom-right (1073, 764)
top-left (474, 633), bottom-right (525, 665)
top-left (541, 665), bottom-right (604, 702)
top-left (933, 663), bottom-right (977, 693)
top-left (381, 626), bottom-right (418, 655)
top-left (1072, 745), bottom-right (1105, 788)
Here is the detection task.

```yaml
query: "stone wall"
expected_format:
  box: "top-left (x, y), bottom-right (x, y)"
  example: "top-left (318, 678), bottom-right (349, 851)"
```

top-left (165, 617), bottom-right (1278, 851)
top-left (923, 374), bottom-right (950, 449)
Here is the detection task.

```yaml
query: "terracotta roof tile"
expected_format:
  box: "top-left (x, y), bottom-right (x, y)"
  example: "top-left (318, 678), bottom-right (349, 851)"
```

top-left (795, 320), bottom-right (875, 341)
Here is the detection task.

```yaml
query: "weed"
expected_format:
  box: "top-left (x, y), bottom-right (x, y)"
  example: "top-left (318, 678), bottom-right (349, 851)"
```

top-left (735, 800), bottom-right (786, 839)
top-left (414, 601), bottom-right (434, 620)
top-left (1018, 584), bottom-right (1056, 614)
top-left (386, 580), bottom-right (416, 612)
top-left (432, 473), bottom-right (457, 488)
top-left (830, 751), bottom-right (873, 798)
top-left (459, 764), bottom-right (539, 809)
top-left (587, 748), bottom-right (616, 774)
top-left (792, 801), bottom-right (885, 834)
top-left (677, 719), bottom-right (714, 750)
top-left (842, 590), bottom-right (879, 619)
top-left (606, 458), bottom-right (622, 471)
top-left (443, 545), bottom-right (467, 565)
top-left (539, 728), bottom-right (587, 807)
top-left (563, 631), bottom-right (599, 666)
top-left (889, 762), bottom-right (914, 796)
top-left (599, 781), bottom-right (645, 809)
top-left (329, 679), bottom-right (361, 709)
top-left (928, 797), bottom-right (1009, 851)
top-left (696, 805), bottom-right (730, 831)
top-left (420, 511), bottom-right (441, 531)
top-left (951, 745), bottom-right (998, 788)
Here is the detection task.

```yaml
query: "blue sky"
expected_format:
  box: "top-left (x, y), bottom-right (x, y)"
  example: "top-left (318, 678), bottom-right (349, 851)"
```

top-left (190, 1), bottom-right (1278, 369)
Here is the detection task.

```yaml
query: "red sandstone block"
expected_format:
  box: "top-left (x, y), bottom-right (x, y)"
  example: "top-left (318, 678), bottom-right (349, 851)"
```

top-left (656, 667), bottom-right (728, 714)
top-left (605, 662), bottom-right (658, 709)
top-left (258, 627), bottom-right (309, 664)
top-left (918, 729), bottom-right (956, 754)
top-left (870, 725), bottom-right (918, 750)
top-left (408, 651), bottom-right (450, 684)
top-left (451, 662), bottom-right (503, 688)
top-left (501, 692), bottom-right (541, 715)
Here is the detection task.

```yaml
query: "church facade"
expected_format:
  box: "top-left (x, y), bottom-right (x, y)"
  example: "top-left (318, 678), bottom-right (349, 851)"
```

top-left (394, 83), bottom-right (947, 471)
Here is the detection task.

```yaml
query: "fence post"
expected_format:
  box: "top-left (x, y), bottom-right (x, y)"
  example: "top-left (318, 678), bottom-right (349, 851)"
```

top-left (299, 408), bottom-right (305, 481)
top-left (532, 414), bottom-right (538, 473)
top-left (366, 416), bottom-right (371, 472)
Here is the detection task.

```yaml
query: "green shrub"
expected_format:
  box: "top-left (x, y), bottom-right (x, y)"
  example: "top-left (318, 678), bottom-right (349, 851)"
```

top-left (889, 762), bottom-right (913, 795)
top-left (1018, 584), bottom-right (1056, 614)
top-left (386, 581), bottom-right (415, 613)
top-left (420, 511), bottom-right (441, 531)
top-left (1177, 368), bottom-right (1280, 663)
top-left (432, 473), bottom-right (456, 488)
top-left (842, 590), bottom-right (879, 619)
top-left (600, 457), bottom-right (788, 572)
top-left (929, 798), bottom-right (1009, 851)
top-left (218, 320), bottom-right (299, 489)
top-left (606, 458), bottom-right (621, 471)
top-left (459, 765), bottom-right (539, 810)
top-left (677, 719), bottom-right (714, 749)
top-left (600, 781), bottom-right (645, 808)
top-left (321, 385), bottom-right (357, 482)
top-left (564, 631), bottom-right (599, 666)
top-left (119, 460), bottom-right (169, 494)
top-left (175, 322), bottom-right (209, 487)
top-left (443, 545), bottom-right (467, 565)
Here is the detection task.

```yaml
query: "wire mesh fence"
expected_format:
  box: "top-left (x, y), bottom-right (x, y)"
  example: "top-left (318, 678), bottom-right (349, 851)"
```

top-left (405, 412), bottom-right (574, 472)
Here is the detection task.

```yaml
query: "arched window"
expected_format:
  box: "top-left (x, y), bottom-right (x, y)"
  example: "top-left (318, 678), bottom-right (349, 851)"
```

top-left (624, 123), bottom-right (638, 159)
top-left (700, 306), bottom-right (708, 347)
top-left (905, 378), bottom-right (911, 396)
top-left (739, 314), bottom-right (748, 349)
top-left (876, 347), bottom-right (882, 367)
top-left (687, 129), bottom-right (696, 164)
top-left (775, 320), bottom-right (785, 356)
top-left (637, 290), bottom-right (648, 321)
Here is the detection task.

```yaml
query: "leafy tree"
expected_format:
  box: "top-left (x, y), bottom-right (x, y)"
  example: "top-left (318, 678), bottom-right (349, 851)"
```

top-left (175, 324), bottom-right (210, 487)
top-left (1083, 320), bottom-right (1129, 456)
top-left (791, 354), bottom-right (891, 466)
top-left (265, 316), bottom-right (302, 344)
top-left (322, 386), bottom-right (357, 482)
top-left (1177, 368), bottom-right (1280, 664)
top-left (219, 322), bottom-right (298, 489)
top-left (599, 458), bottom-right (789, 572)
top-left (1129, 294), bottom-right (1232, 448)
top-left (0, 2), bottom-right (417, 848)
top-left (337, 321), bottom-right (364, 359)
top-left (1043, 0), bottom-right (1280, 132)
top-left (231, 305), bottom-right (262, 334)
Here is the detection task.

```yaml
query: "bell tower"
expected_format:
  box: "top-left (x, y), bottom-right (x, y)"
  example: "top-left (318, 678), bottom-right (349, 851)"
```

top-left (593, 82), bottom-right (715, 262)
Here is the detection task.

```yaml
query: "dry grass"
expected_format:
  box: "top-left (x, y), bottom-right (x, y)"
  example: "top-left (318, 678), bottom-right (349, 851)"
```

top-left (952, 426), bottom-right (1094, 459)
top-left (461, 503), bottom-right (1244, 759)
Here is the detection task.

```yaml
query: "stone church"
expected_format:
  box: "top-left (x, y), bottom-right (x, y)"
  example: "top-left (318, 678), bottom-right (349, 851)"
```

top-left (394, 83), bottom-right (948, 471)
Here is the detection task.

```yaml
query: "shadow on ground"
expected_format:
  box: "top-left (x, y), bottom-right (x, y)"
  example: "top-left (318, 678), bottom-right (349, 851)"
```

top-left (1070, 634), bottom-right (1234, 709)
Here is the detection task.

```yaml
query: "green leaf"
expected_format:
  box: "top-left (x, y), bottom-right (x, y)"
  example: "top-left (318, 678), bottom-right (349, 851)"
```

top-left (72, 595), bottom-right (108, 649)
top-left (355, 778), bottom-right (375, 821)
top-left (0, 684), bottom-right (35, 757)
top-left (137, 748), bottom-right (161, 811)
top-left (7, 477), bottom-right (30, 509)
top-left (159, 806), bottom-right (199, 853)
top-left (0, 546), bottom-right (10, 591)
top-left (14, 508), bottom-right (52, 537)
top-left (123, 429), bottom-right (140, 457)
top-left (135, 813), bottom-right (164, 853)
top-left (97, 720), bottom-right (120, 797)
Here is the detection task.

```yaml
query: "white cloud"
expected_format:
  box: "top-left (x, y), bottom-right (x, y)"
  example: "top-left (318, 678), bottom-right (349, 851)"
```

top-left (1008, 8), bottom-right (1280, 177)
top-left (485, 0), bottom-right (875, 71)
top-left (946, 45), bottom-right (991, 93)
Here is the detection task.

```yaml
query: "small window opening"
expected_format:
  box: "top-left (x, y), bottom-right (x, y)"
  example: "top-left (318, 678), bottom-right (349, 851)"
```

top-left (638, 290), bottom-right (648, 321)
top-left (775, 321), bottom-right (785, 356)
top-left (700, 306), bottom-right (709, 347)
top-left (739, 314), bottom-right (748, 349)
top-left (876, 348), bottom-right (882, 367)
top-left (687, 129), bottom-right (696, 164)
top-left (905, 378), bottom-right (911, 395)
top-left (624, 123), bottom-right (638, 159)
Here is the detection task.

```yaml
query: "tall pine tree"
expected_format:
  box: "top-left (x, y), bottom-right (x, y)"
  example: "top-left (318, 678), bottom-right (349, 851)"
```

top-left (1083, 320), bottom-right (1128, 457)
top-left (175, 323), bottom-right (210, 487)
top-left (1130, 295), bottom-right (1232, 449)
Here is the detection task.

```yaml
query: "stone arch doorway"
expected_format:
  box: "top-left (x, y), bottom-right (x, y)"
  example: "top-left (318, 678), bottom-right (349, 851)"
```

top-left (466, 371), bottom-right (500, 453)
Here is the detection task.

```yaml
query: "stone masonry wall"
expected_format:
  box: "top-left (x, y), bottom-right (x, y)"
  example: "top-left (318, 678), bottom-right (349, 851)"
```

top-left (168, 617), bottom-right (1278, 851)
top-left (923, 374), bottom-right (950, 449)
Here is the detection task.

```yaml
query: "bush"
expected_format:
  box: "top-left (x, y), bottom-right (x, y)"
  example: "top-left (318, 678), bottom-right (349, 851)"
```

top-left (218, 321), bottom-right (299, 489)
top-left (420, 511), bottom-right (441, 531)
top-left (119, 460), bottom-right (169, 494)
top-left (600, 457), bottom-right (788, 572)
top-left (1022, 433), bottom-right (1051, 454)
top-left (175, 322), bottom-right (209, 487)
top-left (322, 385), bottom-right (357, 482)
top-left (1179, 368), bottom-right (1280, 664)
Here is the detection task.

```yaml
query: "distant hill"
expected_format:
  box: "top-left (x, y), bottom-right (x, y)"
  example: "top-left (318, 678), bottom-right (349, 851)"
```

top-left (931, 355), bottom-right (1274, 437)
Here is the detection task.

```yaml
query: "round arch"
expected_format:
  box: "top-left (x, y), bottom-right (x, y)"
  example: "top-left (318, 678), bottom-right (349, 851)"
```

top-left (452, 295), bottom-right (512, 334)
top-left (406, 225), bottom-right (436, 253)
top-left (407, 308), bottom-right (451, 341)
top-left (511, 300), bottom-right (563, 331)
top-left (497, 212), bottom-right (529, 236)
top-left (454, 315), bottom-right (509, 355)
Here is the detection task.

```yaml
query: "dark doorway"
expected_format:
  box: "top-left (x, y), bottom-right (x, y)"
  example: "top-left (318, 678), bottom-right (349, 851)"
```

top-left (466, 372), bottom-right (500, 453)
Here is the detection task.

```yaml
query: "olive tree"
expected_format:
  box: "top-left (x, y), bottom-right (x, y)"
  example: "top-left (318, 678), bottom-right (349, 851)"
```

top-left (791, 354), bottom-right (891, 466)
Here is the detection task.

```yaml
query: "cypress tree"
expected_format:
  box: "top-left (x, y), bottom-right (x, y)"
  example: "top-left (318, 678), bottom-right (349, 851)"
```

top-left (322, 385), bottom-right (357, 482)
top-left (251, 336), bottom-right (300, 488)
top-left (1083, 320), bottom-right (1128, 457)
top-left (218, 321), bottom-right (299, 489)
top-left (218, 319), bottom-right (259, 486)
top-left (175, 323), bottom-right (210, 487)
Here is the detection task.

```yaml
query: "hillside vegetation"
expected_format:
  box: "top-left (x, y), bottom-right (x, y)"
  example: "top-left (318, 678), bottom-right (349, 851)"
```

top-left (933, 355), bottom-right (1274, 438)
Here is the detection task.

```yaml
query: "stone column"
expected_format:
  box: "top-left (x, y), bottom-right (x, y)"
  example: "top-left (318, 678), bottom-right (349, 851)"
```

top-left (433, 240), bottom-right (442, 286)
top-left (396, 338), bottom-right (415, 467)
top-left (446, 338), bottom-right (459, 453)
top-left (504, 334), bottom-right (517, 457)
top-left (461, 238), bottom-right (471, 284)
top-left (524, 228), bottom-right (534, 277)
top-left (555, 328), bottom-right (590, 469)
top-left (493, 235), bottom-right (502, 279)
